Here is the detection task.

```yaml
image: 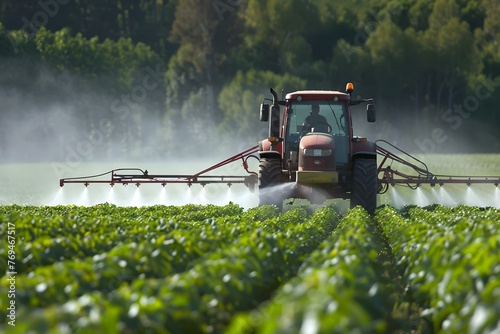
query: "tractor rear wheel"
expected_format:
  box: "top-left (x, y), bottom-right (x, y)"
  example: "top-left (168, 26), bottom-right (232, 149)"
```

top-left (259, 158), bottom-right (284, 210)
top-left (351, 158), bottom-right (377, 214)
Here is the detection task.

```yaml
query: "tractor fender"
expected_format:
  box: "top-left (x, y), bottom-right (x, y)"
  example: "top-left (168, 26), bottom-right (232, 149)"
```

top-left (352, 140), bottom-right (377, 160)
top-left (259, 139), bottom-right (283, 158)
top-left (259, 151), bottom-right (282, 160)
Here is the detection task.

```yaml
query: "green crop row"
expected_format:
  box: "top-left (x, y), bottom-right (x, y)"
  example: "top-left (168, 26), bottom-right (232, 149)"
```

top-left (377, 205), bottom-right (500, 333)
top-left (0, 203), bottom-right (251, 274)
top-left (3, 202), bottom-right (498, 333)
top-left (227, 206), bottom-right (409, 333)
top-left (1, 205), bottom-right (339, 333)
top-left (0, 203), bottom-right (280, 308)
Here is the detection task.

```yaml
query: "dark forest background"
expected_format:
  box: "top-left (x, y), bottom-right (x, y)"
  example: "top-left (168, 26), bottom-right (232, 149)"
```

top-left (1, 0), bottom-right (499, 163)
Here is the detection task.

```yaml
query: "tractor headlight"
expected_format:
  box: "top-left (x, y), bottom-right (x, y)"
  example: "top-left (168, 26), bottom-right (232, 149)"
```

top-left (303, 148), bottom-right (332, 157)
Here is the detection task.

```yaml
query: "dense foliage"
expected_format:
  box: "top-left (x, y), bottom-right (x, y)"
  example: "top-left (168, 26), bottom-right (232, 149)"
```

top-left (377, 205), bottom-right (500, 333)
top-left (1, 0), bottom-right (500, 161)
top-left (1, 203), bottom-right (499, 333)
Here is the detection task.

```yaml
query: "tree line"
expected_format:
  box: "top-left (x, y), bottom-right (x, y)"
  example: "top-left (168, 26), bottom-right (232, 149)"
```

top-left (0, 0), bottom-right (499, 161)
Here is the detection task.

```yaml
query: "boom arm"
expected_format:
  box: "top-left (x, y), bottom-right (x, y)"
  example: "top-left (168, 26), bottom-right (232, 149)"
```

top-left (376, 140), bottom-right (500, 193)
top-left (59, 146), bottom-right (260, 190)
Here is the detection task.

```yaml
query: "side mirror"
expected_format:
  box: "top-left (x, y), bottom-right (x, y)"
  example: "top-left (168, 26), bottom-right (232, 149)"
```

top-left (260, 104), bottom-right (269, 122)
top-left (367, 104), bottom-right (376, 122)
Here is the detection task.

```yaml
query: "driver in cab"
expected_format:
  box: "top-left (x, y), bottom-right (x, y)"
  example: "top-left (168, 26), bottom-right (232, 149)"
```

top-left (302, 104), bottom-right (329, 134)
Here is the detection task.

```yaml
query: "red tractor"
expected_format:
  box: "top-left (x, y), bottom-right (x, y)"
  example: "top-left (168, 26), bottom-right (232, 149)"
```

top-left (59, 84), bottom-right (500, 212)
top-left (258, 84), bottom-right (378, 212)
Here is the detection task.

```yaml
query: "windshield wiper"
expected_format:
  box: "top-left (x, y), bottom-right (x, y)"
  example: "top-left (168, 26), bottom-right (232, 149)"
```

top-left (327, 103), bottom-right (345, 134)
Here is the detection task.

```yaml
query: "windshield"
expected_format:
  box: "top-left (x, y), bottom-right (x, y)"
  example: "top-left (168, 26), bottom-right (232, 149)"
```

top-left (287, 100), bottom-right (347, 136)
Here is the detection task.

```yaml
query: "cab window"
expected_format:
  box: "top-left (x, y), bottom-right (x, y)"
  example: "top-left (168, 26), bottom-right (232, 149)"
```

top-left (287, 100), bottom-right (347, 136)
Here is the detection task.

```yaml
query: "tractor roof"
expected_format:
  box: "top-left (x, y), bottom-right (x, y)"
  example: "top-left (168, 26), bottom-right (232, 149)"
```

top-left (285, 90), bottom-right (349, 101)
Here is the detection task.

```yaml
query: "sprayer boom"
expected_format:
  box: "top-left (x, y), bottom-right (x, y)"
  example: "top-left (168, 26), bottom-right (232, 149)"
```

top-left (59, 146), bottom-right (259, 190)
top-left (376, 140), bottom-right (500, 192)
top-left (59, 138), bottom-right (500, 202)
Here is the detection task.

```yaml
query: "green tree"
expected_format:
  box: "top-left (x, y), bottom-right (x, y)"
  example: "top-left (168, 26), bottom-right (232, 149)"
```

top-left (35, 27), bottom-right (160, 93)
top-left (218, 70), bottom-right (306, 141)
top-left (365, 21), bottom-right (435, 131)
top-left (424, 0), bottom-right (481, 111)
top-left (365, 20), bottom-right (408, 98)
top-left (408, 0), bottom-right (435, 30)
top-left (0, 21), bottom-right (36, 57)
top-left (162, 45), bottom-right (208, 157)
top-left (32, 27), bottom-right (163, 158)
top-left (237, 0), bottom-right (318, 73)
top-left (482, 0), bottom-right (500, 64)
top-left (428, 0), bottom-right (460, 30)
top-left (472, 0), bottom-right (500, 136)
top-left (168, 0), bottom-right (223, 120)
top-left (330, 39), bottom-right (371, 96)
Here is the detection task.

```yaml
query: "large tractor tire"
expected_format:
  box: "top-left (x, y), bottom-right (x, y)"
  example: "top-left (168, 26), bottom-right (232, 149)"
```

top-left (258, 158), bottom-right (284, 210)
top-left (351, 158), bottom-right (377, 214)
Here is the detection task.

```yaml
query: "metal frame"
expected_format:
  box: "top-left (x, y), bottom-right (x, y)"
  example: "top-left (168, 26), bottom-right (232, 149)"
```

top-left (59, 146), bottom-right (260, 190)
top-left (376, 140), bottom-right (500, 193)
top-left (60, 140), bottom-right (500, 194)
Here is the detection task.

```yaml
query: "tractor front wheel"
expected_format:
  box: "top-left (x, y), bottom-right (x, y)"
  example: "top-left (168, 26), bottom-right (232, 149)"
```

top-left (259, 158), bottom-right (284, 210)
top-left (351, 158), bottom-right (377, 214)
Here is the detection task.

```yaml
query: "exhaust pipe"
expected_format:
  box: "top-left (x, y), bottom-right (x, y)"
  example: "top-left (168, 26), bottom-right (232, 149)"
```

top-left (270, 88), bottom-right (278, 105)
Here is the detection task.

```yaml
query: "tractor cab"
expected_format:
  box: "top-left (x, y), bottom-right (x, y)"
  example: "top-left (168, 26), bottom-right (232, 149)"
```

top-left (283, 94), bottom-right (351, 174)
